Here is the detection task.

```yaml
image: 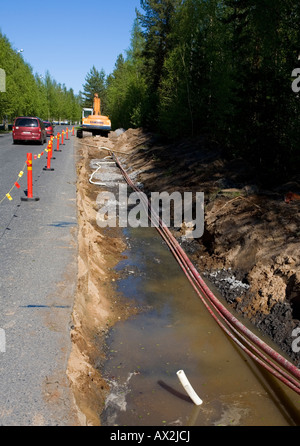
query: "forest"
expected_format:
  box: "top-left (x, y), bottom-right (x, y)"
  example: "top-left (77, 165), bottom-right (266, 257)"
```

top-left (1, 0), bottom-right (300, 183)
top-left (101, 0), bottom-right (300, 184)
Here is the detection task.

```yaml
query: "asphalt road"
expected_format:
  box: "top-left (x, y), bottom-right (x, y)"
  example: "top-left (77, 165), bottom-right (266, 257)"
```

top-left (0, 127), bottom-right (79, 425)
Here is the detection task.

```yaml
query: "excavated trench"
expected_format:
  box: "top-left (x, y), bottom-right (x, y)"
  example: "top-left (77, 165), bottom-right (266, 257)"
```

top-left (99, 224), bottom-right (300, 426)
top-left (67, 130), bottom-right (300, 426)
top-left (111, 128), bottom-right (300, 368)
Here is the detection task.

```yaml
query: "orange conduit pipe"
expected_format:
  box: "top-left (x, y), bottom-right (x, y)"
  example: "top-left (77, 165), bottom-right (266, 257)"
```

top-left (109, 151), bottom-right (300, 396)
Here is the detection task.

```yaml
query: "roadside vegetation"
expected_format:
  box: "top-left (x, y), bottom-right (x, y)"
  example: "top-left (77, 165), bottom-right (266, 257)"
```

top-left (0, 31), bottom-right (81, 125)
top-left (102, 0), bottom-right (300, 186)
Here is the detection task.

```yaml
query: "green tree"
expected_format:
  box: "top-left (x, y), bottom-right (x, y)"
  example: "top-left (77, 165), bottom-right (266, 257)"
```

top-left (106, 19), bottom-right (147, 129)
top-left (137, 0), bottom-right (180, 127)
top-left (74, 0), bottom-right (300, 181)
top-left (81, 66), bottom-right (107, 113)
top-left (157, 0), bottom-right (232, 138)
top-left (0, 31), bottom-right (81, 124)
top-left (222, 0), bottom-right (300, 180)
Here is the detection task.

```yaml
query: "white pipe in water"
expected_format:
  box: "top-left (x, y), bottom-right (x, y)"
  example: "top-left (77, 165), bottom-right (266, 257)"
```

top-left (177, 370), bottom-right (203, 406)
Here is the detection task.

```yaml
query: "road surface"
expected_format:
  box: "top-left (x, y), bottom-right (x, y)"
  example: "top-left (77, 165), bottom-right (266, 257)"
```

top-left (0, 127), bottom-right (79, 425)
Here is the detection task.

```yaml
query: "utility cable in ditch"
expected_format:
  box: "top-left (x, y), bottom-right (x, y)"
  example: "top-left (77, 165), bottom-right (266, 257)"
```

top-left (104, 146), bottom-right (300, 396)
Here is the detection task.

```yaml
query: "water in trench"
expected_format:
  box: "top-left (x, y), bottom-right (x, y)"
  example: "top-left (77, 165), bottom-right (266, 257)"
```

top-left (100, 225), bottom-right (300, 427)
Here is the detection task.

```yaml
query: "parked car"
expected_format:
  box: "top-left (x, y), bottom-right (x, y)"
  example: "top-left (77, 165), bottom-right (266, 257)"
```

top-left (12, 117), bottom-right (47, 144)
top-left (43, 121), bottom-right (54, 137)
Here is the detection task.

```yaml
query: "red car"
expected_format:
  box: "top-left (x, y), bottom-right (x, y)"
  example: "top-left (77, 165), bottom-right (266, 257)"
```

top-left (43, 121), bottom-right (54, 137)
top-left (12, 117), bottom-right (47, 144)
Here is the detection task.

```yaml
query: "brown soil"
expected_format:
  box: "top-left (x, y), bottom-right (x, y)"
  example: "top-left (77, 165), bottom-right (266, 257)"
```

top-left (66, 139), bottom-right (139, 425)
top-left (68, 128), bottom-right (300, 425)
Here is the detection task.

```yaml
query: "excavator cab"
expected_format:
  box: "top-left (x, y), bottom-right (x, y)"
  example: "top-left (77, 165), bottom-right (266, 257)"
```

top-left (82, 108), bottom-right (93, 119)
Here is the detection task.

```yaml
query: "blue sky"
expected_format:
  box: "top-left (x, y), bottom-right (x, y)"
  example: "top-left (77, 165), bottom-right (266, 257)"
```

top-left (0, 0), bottom-right (142, 95)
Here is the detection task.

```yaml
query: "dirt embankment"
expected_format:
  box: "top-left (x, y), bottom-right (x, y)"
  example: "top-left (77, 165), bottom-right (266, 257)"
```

top-left (67, 140), bottom-right (138, 425)
top-left (68, 128), bottom-right (300, 424)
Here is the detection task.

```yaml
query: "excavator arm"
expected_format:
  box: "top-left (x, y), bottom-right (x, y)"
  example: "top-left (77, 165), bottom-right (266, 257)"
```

top-left (93, 93), bottom-right (101, 116)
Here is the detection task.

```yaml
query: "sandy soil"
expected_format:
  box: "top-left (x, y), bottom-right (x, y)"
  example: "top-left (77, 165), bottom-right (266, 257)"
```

top-left (68, 128), bottom-right (300, 425)
top-left (66, 139), bottom-right (139, 425)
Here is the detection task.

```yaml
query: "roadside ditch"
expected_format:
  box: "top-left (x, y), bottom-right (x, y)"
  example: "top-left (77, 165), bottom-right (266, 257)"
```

top-left (67, 129), bottom-right (300, 425)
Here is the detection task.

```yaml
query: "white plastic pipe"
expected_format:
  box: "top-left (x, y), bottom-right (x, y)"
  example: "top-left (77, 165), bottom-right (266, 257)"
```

top-left (177, 370), bottom-right (203, 406)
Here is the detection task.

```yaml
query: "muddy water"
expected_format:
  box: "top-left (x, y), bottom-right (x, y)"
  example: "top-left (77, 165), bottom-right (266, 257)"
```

top-left (100, 226), bottom-right (300, 426)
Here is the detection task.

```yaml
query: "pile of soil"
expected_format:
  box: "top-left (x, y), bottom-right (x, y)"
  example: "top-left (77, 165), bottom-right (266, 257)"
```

top-left (69, 128), bottom-right (300, 424)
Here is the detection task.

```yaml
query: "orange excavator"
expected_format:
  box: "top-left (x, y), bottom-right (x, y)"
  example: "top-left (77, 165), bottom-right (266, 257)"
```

top-left (77, 93), bottom-right (111, 138)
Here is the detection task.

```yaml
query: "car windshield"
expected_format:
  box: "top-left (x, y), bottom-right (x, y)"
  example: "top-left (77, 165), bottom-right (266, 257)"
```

top-left (15, 118), bottom-right (38, 127)
top-left (44, 122), bottom-right (51, 127)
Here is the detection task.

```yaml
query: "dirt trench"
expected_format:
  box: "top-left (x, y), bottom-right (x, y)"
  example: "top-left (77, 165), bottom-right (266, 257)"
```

top-left (67, 128), bottom-right (300, 425)
top-left (111, 129), bottom-right (300, 366)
